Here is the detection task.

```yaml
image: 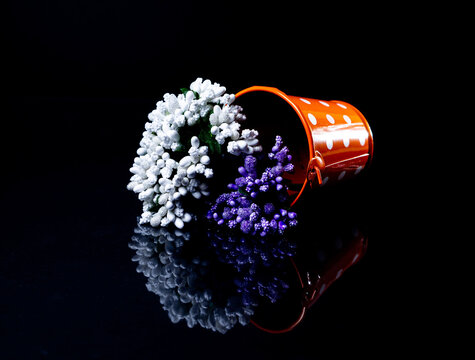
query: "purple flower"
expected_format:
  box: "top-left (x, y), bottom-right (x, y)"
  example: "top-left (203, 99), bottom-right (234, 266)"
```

top-left (235, 177), bottom-right (247, 187)
top-left (278, 221), bottom-right (287, 232)
top-left (259, 184), bottom-right (269, 192)
top-left (222, 207), bottom-right (233, 220)
top-left (244, 155), bottom-right (257, 174)
top-left (272, 135), bottom-right (283, 153)
top-left (240, 197), bottom-right (251, 208)
top-left (271, 165), bottom-right (283, 176)
top-left (269, 219), bottom-right (277, 229)
top-left (275, 148), bottom-right (288, 163)
top-left (208, 135), bottom-right (298, 237)
top-left (240, 220), bottom-right (252, 234)
top-left (284, 163), bottom-right (294, 172)
top-left (263, 203), bottom-right (275, 214)
top-left (261, 170), bottom-right (270, 183)
top-left (237, 207), bottom-right (252, 219)
top-left (249, 212), bottom-right (258, 222)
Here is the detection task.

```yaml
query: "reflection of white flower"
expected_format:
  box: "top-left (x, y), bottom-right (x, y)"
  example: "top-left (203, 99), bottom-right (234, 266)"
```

top-left (129, 222), bottom-right (254, 333)
top-left (127, 78), bottom-right (261, 228)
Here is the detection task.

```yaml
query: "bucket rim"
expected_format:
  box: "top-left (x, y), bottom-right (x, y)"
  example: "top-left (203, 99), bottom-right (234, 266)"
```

top-left (235, 86), bottom-right (313, 207)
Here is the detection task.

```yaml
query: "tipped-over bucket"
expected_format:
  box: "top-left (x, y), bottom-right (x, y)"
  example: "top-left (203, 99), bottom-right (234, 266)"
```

top-left (235, 86), bottom-right (374, 206)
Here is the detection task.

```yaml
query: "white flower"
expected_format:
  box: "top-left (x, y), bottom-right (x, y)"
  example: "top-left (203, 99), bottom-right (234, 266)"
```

top-left (127, 77), bottom-right (262, 229)
top-left (129, 223), bottom-right (254, 333)
top-left (227, 129), bottom-right (262, 156)
top-left (190, 78), bottom-right (226, 102)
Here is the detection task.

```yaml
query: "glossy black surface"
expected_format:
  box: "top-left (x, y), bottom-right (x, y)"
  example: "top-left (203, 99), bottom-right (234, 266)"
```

top-left (2, 1), bottom-right (424, 358)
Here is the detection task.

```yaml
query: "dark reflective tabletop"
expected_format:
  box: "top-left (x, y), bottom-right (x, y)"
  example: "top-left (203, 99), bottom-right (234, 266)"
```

top-left (0, 115), bottom-right (400, 358)
top-left (2, 2), bottom-right (422, 357)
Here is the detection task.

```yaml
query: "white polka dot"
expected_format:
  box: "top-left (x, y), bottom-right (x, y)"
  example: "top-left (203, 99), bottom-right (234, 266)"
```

top-left (326, 114), bottom-right (335, 124)
top-left (352, 253), bottom-right (360, 263)
top-left (319, 100), bottom-right (330, 107)
top-left (336, 103), bottom-right (347, 109)
top-left (308, 113), bottom-right (317, 125)
top-left (321, 177), bottom-right (329, 186)
top-left (338, 171), bottom-right (346, 181)
top-left (355, 166), bottom-right (363, 175)
top-left (326, 138), bottom-right (333, 150)
top-left (299, 98), bottom-right (311, 104)
top-left (336, 269), bottom-right (343, 279)
top-left (359, 135), bottom-right (366, 146)
top-left (343, 115), bottom-right (352, 124)
top-left (343, 136), bottom-right (350, 147)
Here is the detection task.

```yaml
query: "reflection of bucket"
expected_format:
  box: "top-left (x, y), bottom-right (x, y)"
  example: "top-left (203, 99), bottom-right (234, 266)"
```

top-left (235, 86), bottom-right (374, 206)
top-left (250, 228), bottom-right (368, 334)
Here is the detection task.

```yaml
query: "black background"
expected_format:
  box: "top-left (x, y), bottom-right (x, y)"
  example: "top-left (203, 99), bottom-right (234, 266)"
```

top-left (2, 1), bottom-right (433, 359)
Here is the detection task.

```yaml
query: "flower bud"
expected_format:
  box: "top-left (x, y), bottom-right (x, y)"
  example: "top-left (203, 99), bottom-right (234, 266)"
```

top-left (150, 213), bottom-right (162, 227)
top-left (174, 217), bottom-right (184, 229)
top-left (158, 193), bottom-right (169, 205)
top-left (165, 200), bottom-right (174, 209)
top-left (191, 136), bottom-right (200, 148)
top-left (198, 156), bottom-right (209, 166)
top-left (179, 156), bottom-right (192, 168)
top-left (167, 210), bottom-right (176, 222)
top-left (191, 191), bottom-right (201, 199)
top-left (158, 206), bottom-right (168, 217)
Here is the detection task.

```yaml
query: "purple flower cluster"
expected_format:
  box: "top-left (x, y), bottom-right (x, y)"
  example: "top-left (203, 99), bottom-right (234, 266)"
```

top-left (208, 229), bottom-right (296, 304)
top-left (207, 136), bottom-right (297, 237)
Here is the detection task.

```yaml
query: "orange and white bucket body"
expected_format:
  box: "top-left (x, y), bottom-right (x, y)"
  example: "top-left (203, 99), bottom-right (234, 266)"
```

top-left (235, 86), bottom-right (374, 206)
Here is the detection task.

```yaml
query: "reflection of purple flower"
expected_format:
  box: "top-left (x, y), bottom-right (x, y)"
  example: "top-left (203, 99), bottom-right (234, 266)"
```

top-left (208, 227), bottom-right (297, 304)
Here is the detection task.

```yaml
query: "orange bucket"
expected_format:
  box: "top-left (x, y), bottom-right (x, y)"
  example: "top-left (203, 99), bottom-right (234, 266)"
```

top-left (235, 86), bottom-right (374, 206)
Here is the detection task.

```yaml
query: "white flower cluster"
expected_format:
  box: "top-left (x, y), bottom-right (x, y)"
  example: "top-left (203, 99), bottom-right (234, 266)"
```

top-left (209, 104), bottom-right (262, 155)
top-left (129, 222), bottom-right (254, 334)
top-left (127, 78), bottom-right (261, 228)
top-left (227, 128), bottom-right (261, 156)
